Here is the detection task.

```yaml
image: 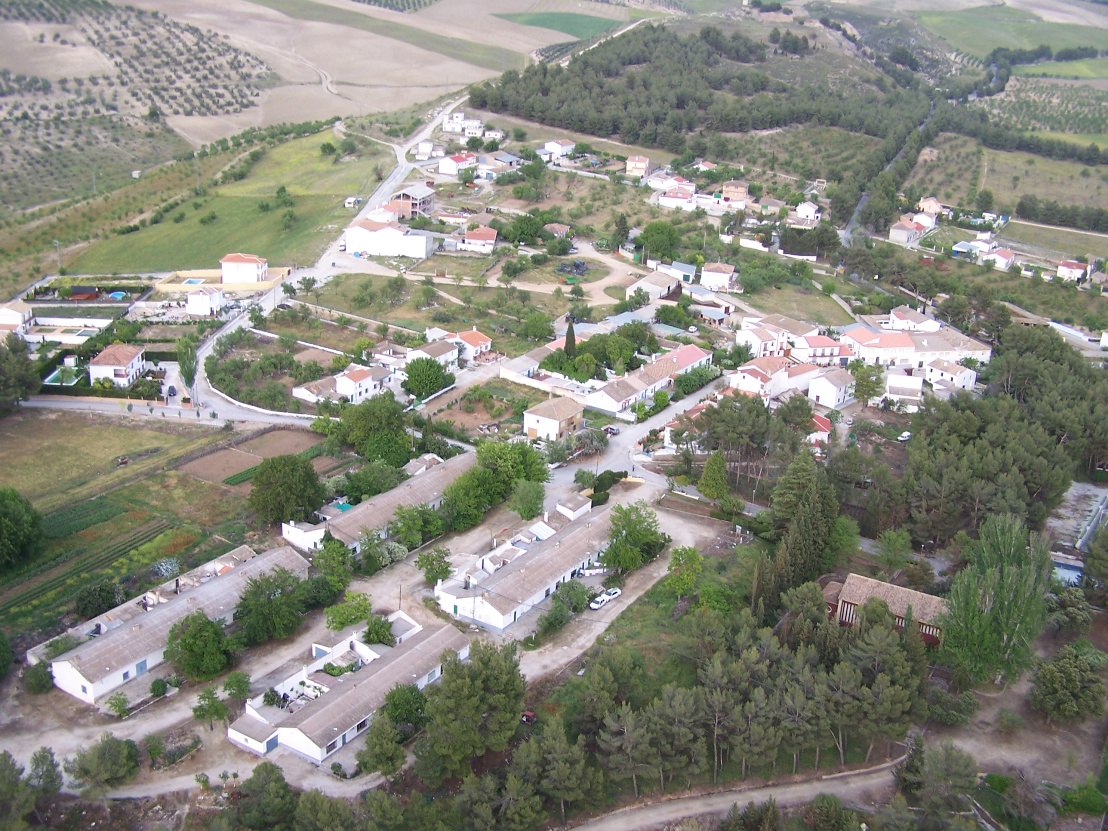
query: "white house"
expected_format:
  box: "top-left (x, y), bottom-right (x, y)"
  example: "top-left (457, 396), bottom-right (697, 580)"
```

top-left (185, 286), bottom-right (225, 317)
top-left (227, 617), bottom-right (467, 764)
top-left (0, 299), bottom-right (33, 335)
top-left (438, 153), bottom-right (477, 176)
top-left (918, 196), bottom-right (944, 216)
top-left (523, 396), bottom-right (585, 441)
top-left (458, 225), bottom-right (498, 254)
top-left (888, 221), bottom-right (925, 245)
top-left (659, 188), bottom-right (697, 212)
top-left (556, 492), bottom-right (593, 522)
top-left (883, 306), bottom-right (942, 333)
top-left (796, 201), bottom-right (820, 221)
top-left (335, 365), bottom-right (390, 404)
top-left (344, 220), bottom-right (434, 259)
top-left (88, 343), bottom-right (146, 388)
top-left (414, 140), bottom-right (435, 161)
top-left (981, 248), bottom-right (1016, 271)
top-left (544, 139), bottom-right (576, 160)
top-left (220, 253), bottom-right (268, 283)
top-left (46, 546), bottom-right (308, 705)
top-left (883, 370), bottom-right (924, 413)
top-left (658, 261), bottom-right (698, 284)
top-left (700, 262), bottom-right (736, 291)
top-left (913, 212), bottom-right (938, 230)
top-left (445, 328), bottom-right (493, 362)
top-left (840, 326), bottom-right (917, 367)
top-left (628, 271), bottom-right (680, 301)
top-left (1058, 260), bottom-right (1089, 282)
top-left (808, 413), bottom-right (832, 456)
top-left (408, 339), bottom-right (459, 370)
top-left (435, 511), bottom-right (610, 631)
top-left (926, 359), bottom-right (976, 392)
top-left (808, 368), bottom-right (856, 409)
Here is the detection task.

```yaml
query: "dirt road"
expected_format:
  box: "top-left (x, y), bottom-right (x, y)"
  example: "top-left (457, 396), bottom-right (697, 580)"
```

top-left (570, 765), bottom-right (897, 830)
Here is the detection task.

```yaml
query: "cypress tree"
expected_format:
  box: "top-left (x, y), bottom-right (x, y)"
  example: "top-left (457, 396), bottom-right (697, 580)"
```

top-left (564, 318), bottom-right (576, 358)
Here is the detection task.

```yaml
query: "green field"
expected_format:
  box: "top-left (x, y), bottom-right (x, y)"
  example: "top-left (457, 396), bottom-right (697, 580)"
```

top-left (744, 282), bottom-right (854, 326)
top-left (220, 134), bottom-right (392, 198)
top-left (494, 12), bottom-right (618, 39)
top-left (1036, 131), bottom-right (1108, 148)
top-left (916, 6), bottom-right (1100, 58)
top-left (1000, 221), bottom-right (1108, 260)
top-left (242, 0), bottom-right (525, 71)
top-left (1013, 57), bottom-right (1108, 80)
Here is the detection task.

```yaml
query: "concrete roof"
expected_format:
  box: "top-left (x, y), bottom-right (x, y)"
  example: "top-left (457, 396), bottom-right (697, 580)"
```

top-left (324, 453), bottom-right (477, 545)
top-left (54, 547), bottom-right (309, 684)
top-left (477, 511), bottom-right (611, 615)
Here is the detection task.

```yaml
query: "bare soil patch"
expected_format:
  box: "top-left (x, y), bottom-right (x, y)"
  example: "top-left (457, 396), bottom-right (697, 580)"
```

top-left (180, 448), bottom-right (261, 483)
top-left (237, 429), bottom-right (321, 456)
top-left (293, 346), bottom-right (339, 366)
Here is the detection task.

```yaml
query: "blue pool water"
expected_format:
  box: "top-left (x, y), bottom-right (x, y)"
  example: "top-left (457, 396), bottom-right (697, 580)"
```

top-left (108, 291), bottom-right (127, 300)
top-left (44, 368), bottom-right (80, 386)
top-left (1054, 561), bottom-right (1083, 585)
top-left (182, 278), bottom-right (205, 285)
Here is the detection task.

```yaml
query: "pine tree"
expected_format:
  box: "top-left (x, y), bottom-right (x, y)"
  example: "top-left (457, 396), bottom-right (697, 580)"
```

top-left (698, 451), bottom-right (729, 499)
top-left (598, 703), bottom-right (658, 798)
top-left (771, 452), bottom-right (816, 529)
top-left (647, 684), bottom-right (705, 790)
top-left (537, 724), bottom-right (594, 825)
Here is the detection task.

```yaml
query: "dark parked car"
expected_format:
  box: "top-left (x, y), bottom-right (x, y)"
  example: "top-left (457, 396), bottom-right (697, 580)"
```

top-left (167, 385), bottom-right (177, 397)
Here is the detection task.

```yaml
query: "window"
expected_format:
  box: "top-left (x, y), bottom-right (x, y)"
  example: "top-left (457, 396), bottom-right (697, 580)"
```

top-left (326, 741), bottom-right (338, 753)
top-left (122, 671), bottom-right (130, 681)
top-left (428, 668), bottom-right (438, 681)
top-left (81, 685), bottom-right (87, 694)
top-left (357, 719), bottom-right (368, 732)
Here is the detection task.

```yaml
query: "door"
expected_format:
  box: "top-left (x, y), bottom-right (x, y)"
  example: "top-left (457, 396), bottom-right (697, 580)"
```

top-left (135, 660), bottom-right (147, 676)
top-left (265, 736), bottom-right (278, 753)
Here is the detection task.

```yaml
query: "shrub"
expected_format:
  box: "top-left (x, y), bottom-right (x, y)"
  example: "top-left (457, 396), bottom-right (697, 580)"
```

top-left (24, 662), bottom-right (53, 694)
top-left (1063, 784), bottom-right (1108, 816)
top-left (927, 687), bottom-right (980, 725)
top-left (996, 708), bottom-right (1024, 738)
top-left (150, 678), bottom-right (169, 698)
top-left (537, 600), bottom-right (571, 637)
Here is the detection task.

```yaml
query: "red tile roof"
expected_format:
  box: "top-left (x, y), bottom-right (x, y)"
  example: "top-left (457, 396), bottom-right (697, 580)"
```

top-left (221, 253), bottom-right (266, 265)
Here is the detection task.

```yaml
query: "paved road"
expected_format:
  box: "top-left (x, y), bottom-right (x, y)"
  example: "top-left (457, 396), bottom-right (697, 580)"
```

top-left (569, 765), bottom-right (897, 831)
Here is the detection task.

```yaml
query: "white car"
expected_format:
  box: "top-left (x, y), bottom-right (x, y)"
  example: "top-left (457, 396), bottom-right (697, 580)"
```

top-left (897, 431), bottom-right (912, 442)
top-left (589, 587), bottom-right (622, 610)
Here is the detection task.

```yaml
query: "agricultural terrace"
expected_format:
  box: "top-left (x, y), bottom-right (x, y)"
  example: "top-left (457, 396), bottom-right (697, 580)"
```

top-left (916, 5), bottom-right (1102, 59)
top-left (493, 12), bottom-right (619, 39)
top-left (970, 77), bottom-right (1108, 145)
top-left (0, 0), bottom-right (270, 212)
top-left (0, 412), bottom-right (258, 636)
top-left (70, 131), bottom-right (391, 274)
top-left (906, 133), bottom-right (1108, 215)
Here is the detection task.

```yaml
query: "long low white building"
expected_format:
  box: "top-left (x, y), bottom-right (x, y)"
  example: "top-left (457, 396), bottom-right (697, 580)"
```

top-left (44, 546), bottom-right (309, 705)
top-left (228, 616), bottom-right (468, 764)
top-left (436, 509), bottom-right (611, 631)
top-left (344, 220), bottom-right (435, 259)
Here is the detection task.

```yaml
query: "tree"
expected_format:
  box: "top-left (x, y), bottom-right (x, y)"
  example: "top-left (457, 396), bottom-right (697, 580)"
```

top-left (564, 319), bottom-right (576, 358)
top-left (638, 220), bottom-right (681, 261)
top-left (237, 567), bottom-right (305, 645)
top-left (1029, 645), bottom-right (1106, 725)
top-left (176, 337), bottom-right (198, 393)
top-left (403, 357), bottom-right (454, 400)
top-left (294, 789), bottom-right (355, 831)
top-left (356, 715), bottom-right (406, 776)
top-left (415, 547), bottom-right (452, 584)
top-left (325, 592), bottom-right (372, 630)
top-left (106, 692), bottom-right (129, 718)
top-left (75, 579), bottom-right (124, 619)
top-left (249, 454), bottom-right (324, 524)
top-left (339, 393), bottom-right (407, 448)
top-left (222, 671), bottom-right (252, 703)
top-left (508, 478), bottom-right (545, 520)
top-left (0, 487), bottom-right (43, 571)
top-left (771, 452), bottom-right (816, 529)
top-left (23, 662), bottom-right (52, 694)
top-left (1085, 527), bottom-right (1108, 584)
top-left (598, 703), bottom-right (657, 798)
top-left (0, 333), bottom-right (40, 417)
top-left (192, 686), bottom-right (231, 730)
top-left (520, 312), bottom-right (554, 341)
top-left (63, 733), bottom-right (139, 798)
top-left (1045, 586), bottom-right (1092, 636)
top-left (914, 742), bottom-right (978, 831)
top-left (875, 529), bottom-right (913, 573)
top-left (602, 501), bottom-right (670, 574)
top-left (165, 611), bottom-right (232, 680)
top-left (939, 514), bottom-right (1052, 686)
top-left (312, 537), bottom-right (354, 593)
top-left (235, 762), bottom-right (297, 831)
top-left (383, 683), bottom-right (428, 735)
top-left (537, 723), bottom-right (595, 825)
top-left (26, 747), bottom-right (61, 821)
top-left (848, 360), bottom-right (883, 408)
top-left (0, 751), bottom-right (33, 831)
top-left (363, 614), bottom-right (395, 646)
top-left (976, 189), bottom-right (994, 213)
top-left (698, 451), bottom-right (729, 499)
top-left (667, 546), bottom-right (704, 600)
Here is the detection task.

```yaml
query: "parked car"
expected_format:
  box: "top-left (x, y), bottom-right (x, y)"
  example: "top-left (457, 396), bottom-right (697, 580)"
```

top-left (167, 385), bottom-right (177, 397)
top-left (589, 587), bottom-right (621, 610)
top-left (603, 425), bottom-right (620, 436)
top-left (897, 431), bottom-right (912, 442)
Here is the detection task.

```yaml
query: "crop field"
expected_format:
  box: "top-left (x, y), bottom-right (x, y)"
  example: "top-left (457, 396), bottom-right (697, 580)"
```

top-left (726, 125), bottom-right (883, 186)
top-left (905, 133), bottom-right (981, 208)
top-left (1013, 57), bottom-right (1108, 80)
top-left (744, 282), bottom-right (854, 326)
top-left (0, 411), bottom-right (221, 513)
top-left (916, 6), bottom-right (1100, 59)
top-left (981, 147), bottom-right (1108, 214)
top-left (1000, 221), bottom-right (1108, 261)
top-left (970, 77), bottom-right (1108, 140)
top-left (493, 12), bottom-right (618, 39)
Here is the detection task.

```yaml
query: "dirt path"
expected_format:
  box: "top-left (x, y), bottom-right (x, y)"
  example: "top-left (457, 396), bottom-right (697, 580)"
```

top-left (569, 764), bottom-right (898, 830)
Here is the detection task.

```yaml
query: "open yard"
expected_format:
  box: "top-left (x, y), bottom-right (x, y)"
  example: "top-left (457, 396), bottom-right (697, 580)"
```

top-left (745, 282), bottom-right (855, 326)
top-left (1000, 220), bottom-right (1108, 261)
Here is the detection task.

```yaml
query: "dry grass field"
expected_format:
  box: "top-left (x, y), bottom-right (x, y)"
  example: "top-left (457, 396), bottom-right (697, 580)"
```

top-left (744, 283), bottom-right (855, 326)
top-left (905, 133), bottom-right (981, 209)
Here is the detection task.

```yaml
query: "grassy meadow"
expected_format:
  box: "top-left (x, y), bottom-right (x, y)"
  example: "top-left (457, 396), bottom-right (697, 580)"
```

top-left (494, 12), bottom-right (618, 39)
top-left (71, 133), bottom-right (393, 273)
top-left (916, 6), bottom-right (1101, 59)
top-left (745, 282), bottom-right (855, 326)
top-left (1000, 221), bottom-right (1108, 260)
top-left (1013, 57), bottom-right (1108, 80)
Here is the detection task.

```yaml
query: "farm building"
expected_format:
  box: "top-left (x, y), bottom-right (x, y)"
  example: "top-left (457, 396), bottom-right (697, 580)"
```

top-left (282, 451), bottom-right (477, 551)
top-left (824, 573), bottom-right (946, 645)
top-left (220, 253), bottom-right (268, 283)
top-left (627, 271), bottom-right (680, 302)
top-left (228, 615), bottom-right (468, 764)
top-left (43, 546), bottom-right (309, 705)
top-left (344, 220), bottom-right (434, 260)
top-left (458, 225), bottom-right (498, 254)
top-left (88, 343), bottom-right (147, 388)
top-left (435, 511), bottom-right (609, 631)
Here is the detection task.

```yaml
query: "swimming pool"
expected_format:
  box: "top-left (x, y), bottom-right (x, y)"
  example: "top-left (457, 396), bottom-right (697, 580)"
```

top-left (108, 290), bottom-right (128, 300)
top-left (182, 278), bottom-right (205, 285)
top-left (1053, 561), bottom-right (1083, 585)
